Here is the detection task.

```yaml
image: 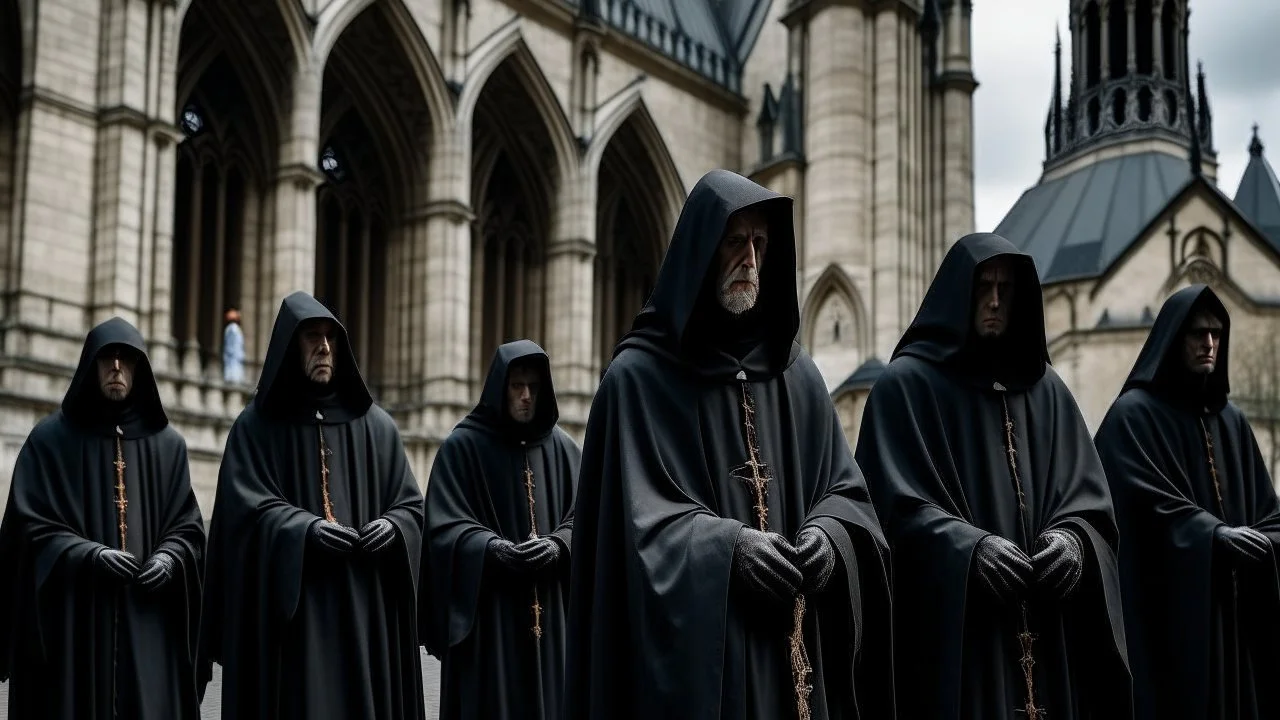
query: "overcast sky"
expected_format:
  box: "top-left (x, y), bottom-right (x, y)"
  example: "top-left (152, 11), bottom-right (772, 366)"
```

top-left (971, 0), bottom-right (1280, 232)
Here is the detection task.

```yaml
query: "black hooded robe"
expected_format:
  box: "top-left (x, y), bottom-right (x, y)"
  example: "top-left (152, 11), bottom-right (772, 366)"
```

top-left (1094, 284), bottom-right (1280, 720)
top-left (422, 339), bottom-right (580, 719)
top-left (854, 233), bottom-right (1130, 720)
top-left (564, 170), bottom-right (895, 720)
top-left (0, 317), bottom-right (205, 719)
top-left (199, 292), bottom-right (425, 720)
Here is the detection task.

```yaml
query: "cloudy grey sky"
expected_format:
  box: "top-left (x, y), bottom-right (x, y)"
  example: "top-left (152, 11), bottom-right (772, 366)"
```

top-left (972, 0), bottom-right (1280, 232)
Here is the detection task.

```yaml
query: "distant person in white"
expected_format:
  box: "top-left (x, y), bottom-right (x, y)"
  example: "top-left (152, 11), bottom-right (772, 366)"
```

top-left (223, 308), bottom-right (245, 384)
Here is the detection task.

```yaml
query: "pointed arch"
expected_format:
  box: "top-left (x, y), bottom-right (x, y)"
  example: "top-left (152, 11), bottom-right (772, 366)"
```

top-left (586, 79), bottom-right (685, 231)
top-left (457, 20), bottom-right (578, 190)
top-left (171, 0), bottom-right (311, 110)
top-left (801, 264), bottom-right (870, 355)
top-left (314, 0), bottom-right (454, 142)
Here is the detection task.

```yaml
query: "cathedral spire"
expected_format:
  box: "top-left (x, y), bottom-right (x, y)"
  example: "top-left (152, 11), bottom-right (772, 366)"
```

top-left (1046, 0), bottom-right (1215, 172)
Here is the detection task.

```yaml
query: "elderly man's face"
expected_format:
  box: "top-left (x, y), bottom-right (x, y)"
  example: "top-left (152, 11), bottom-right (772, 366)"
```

top-left (973, 258), bottom-right (1016, 339)
top-left (717, 209), bottom-right (769, 315)
top-left (506, 363), bottom-right (540, 424)
top-left (96, 346), bottom-right (138, 402)
top-left (298, 319), bottom-right (337, 384)
top-left (1182, 309), bottom-right (1223, 375)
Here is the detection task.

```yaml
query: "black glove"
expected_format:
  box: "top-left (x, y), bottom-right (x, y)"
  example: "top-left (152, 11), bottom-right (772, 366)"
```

top-left (794, 526), bottom-right (837, 593)
top-left (732, 527), bottom-right (803, 605)
top-left (309, 520), bottom-right (360, 554)
top-left (94, 547), bottom-right (141, 582)
top-left (1032, 528), bottom-right (1084, 599)
top-left (974, 535), bottom-right (1033, 605)
top-left (488, 537), bottom-right (559, 574)
top-left (357, 518), bottom-right (398, 553)
top-left (136, 549), bottom-right (178, 591)
top-left (1215, 525), bottom-right (1271, 564)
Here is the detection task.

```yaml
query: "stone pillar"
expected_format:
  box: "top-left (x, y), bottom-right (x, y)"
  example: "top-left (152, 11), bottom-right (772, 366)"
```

top-left (1152, 4), bottom-right (1163, 76)
top-left (147, 125), bottom-right (183, 376)
top-left (271, 63), bottom-right (322, 305)
top-left (544, 171), bottom-right (597, 432)
top-left (1100, 0), bottom-right (1110, 80)
top-left (1126, 0), bottom-right (1137, 74)
top-left (871, 7), bottom-right (902, 361)
top-left (413, 121), bottom-right (477, 435)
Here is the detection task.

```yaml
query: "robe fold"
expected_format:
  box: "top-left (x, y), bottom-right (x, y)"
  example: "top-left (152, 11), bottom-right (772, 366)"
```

top-left (423, 339), bottom-right (579, 719)
top-left (199, 292), bottom-right (425, 720)
top-left (1095, 284), bottom-right (1280, 720)
top-left (855, 233), bottom-right (1130, 720)
top-left (0, 317), bottom-right (205, 719)
top-left (565, 169), bottom-right (894, 720)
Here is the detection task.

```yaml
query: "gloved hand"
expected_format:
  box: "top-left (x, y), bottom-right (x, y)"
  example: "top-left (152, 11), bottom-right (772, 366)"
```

top-left (1032, 528), bottom-right (1084, 599)
top-left (136, 549), bottom-right (178, 591)
top-left (357, 518), bottom-right (398, 553)
top-left (794, 526), bottom-right (837, 593)
top-left (1215, 525), bottom-right (1271, 564)
top-left (488, 537), bottom-right (559, 574)
top-left (309, 520), bottom-right (360, 554)
top-left (974, 535), bottom-right (1033, 605)
top-left (94, 547), bottom-right (141, 583)
top-left (732, 527), bottom-right (803, 605)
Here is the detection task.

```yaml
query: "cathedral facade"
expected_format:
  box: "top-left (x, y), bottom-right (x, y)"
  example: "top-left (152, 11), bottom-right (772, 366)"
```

top-left (0, 0), bottom-right (976, 511)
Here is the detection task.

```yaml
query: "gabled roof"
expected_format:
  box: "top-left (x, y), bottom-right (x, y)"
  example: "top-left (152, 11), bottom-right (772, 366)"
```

top-left (1234, 126), bottom-right (1280, 253)
top-left (994, 151), bottom-right (1192, 283)
top-left (831, 357), bottom-right (885, 397)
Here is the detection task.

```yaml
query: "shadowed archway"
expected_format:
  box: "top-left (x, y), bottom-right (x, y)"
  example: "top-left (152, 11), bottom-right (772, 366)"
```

top-left (469, 57), bottom-right (561, 380)
top-left (174, 0), bottom-right (299, 377)
top-left (0, 0), bottom-right (20, 297)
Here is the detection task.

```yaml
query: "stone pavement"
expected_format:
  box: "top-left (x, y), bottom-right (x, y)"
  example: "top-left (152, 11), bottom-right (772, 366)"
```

top-left (0, 651), bottom-right (443, 719)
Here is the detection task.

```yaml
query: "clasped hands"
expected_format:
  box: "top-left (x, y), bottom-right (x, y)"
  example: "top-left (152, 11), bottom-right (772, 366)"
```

top-left (975, 528), bottom-right (1083, 605)
top-left (93, 544), bottom-right (178, 591)
top-left (732, 526), bottom-right (836, 605)
top-left (487, 535), bottom-right (561, 575)
top-left (309, 517), bottom-right (399, 555)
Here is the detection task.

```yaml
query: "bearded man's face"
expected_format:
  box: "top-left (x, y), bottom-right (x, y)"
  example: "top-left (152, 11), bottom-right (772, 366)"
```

top-left (717, 209), bottom-right (769, 315)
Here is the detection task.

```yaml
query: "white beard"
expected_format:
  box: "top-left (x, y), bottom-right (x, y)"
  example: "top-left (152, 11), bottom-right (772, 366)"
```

top-left (718, 266), bottom-right (759, 315)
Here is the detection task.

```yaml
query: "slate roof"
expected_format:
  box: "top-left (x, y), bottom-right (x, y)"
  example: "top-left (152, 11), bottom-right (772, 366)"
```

top-left (832, 357), bottom-right (885, 397)
top-left (994, 151), bottom-right (1192, 284)
top-left (1234, 127), bottom-right (1280, 253)
top-left (581, 0), bottom-right (773, 92)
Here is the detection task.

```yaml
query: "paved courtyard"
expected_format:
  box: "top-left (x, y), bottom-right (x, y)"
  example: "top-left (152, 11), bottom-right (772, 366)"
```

top-left (0, 651), bottom-right (443, 718)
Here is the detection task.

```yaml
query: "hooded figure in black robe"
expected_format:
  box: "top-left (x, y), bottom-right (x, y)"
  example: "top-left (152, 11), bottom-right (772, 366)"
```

top-left (564, 169), bottom-right (895, 720)
top-left (422, 339), bottom-right (579, 719)
top-left (199, 291), bottom-right (425, 719)
top-left (0, 317), bottom-right (205, 719)
top-left (854, 233), bottom-right (1130, 720)
top-left (1094, 284), bottom-right (1280, 720)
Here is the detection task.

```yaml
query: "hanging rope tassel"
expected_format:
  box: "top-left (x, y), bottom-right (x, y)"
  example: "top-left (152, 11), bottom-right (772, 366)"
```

top-left (999, 392), bottom-right (1045, 720)
top-left (523, 455), bottom-right (543, 640)
top-left (738, 381), bottom-right (813, 720)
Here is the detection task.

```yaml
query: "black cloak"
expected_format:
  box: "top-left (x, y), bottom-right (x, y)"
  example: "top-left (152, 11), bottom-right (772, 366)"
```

top-left (199, 292), bottom-right (425, 720)
top-left (0, 317), bottom-right (205, 719)
top-left (1094, 284), bottom-right (1280, 720)
top-left (564, 169), bottom-right (895, 720)
top-left (854, 233), bottom-right (1130, 720)
top-left (422, 339), bottom-right (579, 719)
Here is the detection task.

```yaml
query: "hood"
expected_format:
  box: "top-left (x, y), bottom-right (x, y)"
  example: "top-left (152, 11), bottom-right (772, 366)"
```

top-left (1122, 284), bottom-right (1231, 413)
top-left (459, 339), bottom-right (560, 442)
top-left (254, 291), bottom-right (373, 423)
top-left (615, 169), bottom-right (799, 380)
top-left (62, 317), bottom-right (168, 438)
top-left (894, 232), bottom-right (1049, 390)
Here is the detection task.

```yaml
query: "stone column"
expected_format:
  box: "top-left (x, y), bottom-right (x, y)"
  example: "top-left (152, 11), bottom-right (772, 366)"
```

top-left (544, 170), bottom-right (597, 432)
top-left (871, 7), bottom-right (902, 360)
top-left (271, 62), bottom-right (323, 305)
top-left (1152, 4), bottom-right (1163, 76)
top-left (1100, 0), bottom-right (1110, 80)
top-left (1126, 0), bottom-right (1137, 74)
